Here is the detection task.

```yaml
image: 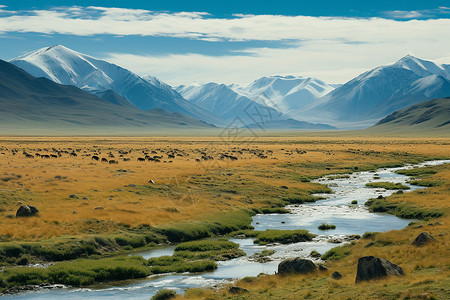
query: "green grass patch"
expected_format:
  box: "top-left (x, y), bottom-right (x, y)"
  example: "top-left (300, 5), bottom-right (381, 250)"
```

top-left (157, 210), bottom-right (254, 242)
top-left (282, 195), bottom-right (323, 204)
top-left (255, 207), bottom-right (291, 214)
top-left (147, 239), bottom-right (244, 274)
top-left (395, 167), bottom-right (438, 177)
top-left (147, 256), bottom-right (217, 274)
top-left (408, 180), bottom-right (443, 187)
top-left (365, 198), bottom-right (443, 219)
top-left (0, 256), bottom-right (149, 291)
top-left (365, 182), bottom-right (410, 190)
top-left (254, 230), bottom-right (316, 245)
top-left (318, 223), bottom-right (336, 230)
top-left (151, 289), bottom-right (176, 300)
top-left (174, 239), bottom-right (245, 261)
top-left (0, 232), bottom-right (165, 267)
top-left (321, 245), bottom-right (351, 261)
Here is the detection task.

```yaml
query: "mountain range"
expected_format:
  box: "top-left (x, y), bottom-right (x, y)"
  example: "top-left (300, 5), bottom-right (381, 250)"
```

top-left (0, 59), bottom-right (214, 134)
top-left (289, 55), bottom-right (450, 128)
top-left (176, 81), bottom-right (334, 129)
top-left (3, 45), bottom-right (450, 133)
top-left (10, 45), bottom-right (220, 125)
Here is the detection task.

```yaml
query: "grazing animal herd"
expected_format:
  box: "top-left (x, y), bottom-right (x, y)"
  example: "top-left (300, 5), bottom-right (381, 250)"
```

top-left (0, 146), bottom-right (309, 165)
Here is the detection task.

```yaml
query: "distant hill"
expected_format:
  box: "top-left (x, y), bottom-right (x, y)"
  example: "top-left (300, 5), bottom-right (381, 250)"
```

top-left (0, 59), bottom-right (214, 135)
top-left (367, 97), bottom-right (450, 135)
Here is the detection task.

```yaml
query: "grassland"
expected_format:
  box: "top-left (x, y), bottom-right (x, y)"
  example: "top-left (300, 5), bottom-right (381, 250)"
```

top-left (0, 136), bottom-right (449, 294)
top-left (179, 161), bottom-right (450, 300)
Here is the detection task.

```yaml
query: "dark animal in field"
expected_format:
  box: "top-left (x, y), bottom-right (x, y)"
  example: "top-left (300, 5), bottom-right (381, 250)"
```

top-left (123, 158), bottom-right (130, 161)
top-left (41, 155), bottom-right (50, 159)
top-left (25, 154), bottom-right (34, 158)
top-left (50, 154), bottom-right (58, 158)
top-left (137, 157), bottom-right (145, 161)
top-left (168, 154), bottom-right (175, 159)
top-left (109, 160), bottom-right (119, 164)
top-left (101, 158), bottom-right (108, 162)
top-left (70, 152), bottom-right (77, 157)
top-left (92, 155), bottom-right (100, 161)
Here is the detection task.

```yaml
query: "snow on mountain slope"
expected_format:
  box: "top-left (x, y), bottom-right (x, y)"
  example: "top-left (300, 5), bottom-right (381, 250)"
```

top-left (233, 75), bottom-right (335, 113)
top-left (177, 82), bottom-right (285, 124)
top-left (10, 45), bottom-right (219, 124)
top-left (393, 55), bottom-right (450, 80)
top-left (177, 82), bottom-right (336, 129)
top-left (289, 56), bottom-right (450, 128)
top-left (0, 59), bottom-right (215, 133)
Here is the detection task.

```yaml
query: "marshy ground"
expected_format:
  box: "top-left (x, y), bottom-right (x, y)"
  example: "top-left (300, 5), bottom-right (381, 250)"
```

top-left (0, 136), bottom-right (449, 298)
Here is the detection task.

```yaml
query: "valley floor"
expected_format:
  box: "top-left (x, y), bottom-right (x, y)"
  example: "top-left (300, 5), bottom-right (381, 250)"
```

top-left (0, 136), bottom-right (449, 298)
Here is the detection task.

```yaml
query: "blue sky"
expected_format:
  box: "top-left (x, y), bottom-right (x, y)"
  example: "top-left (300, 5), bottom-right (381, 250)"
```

top-left (1, 1), bottom-right (449, 85)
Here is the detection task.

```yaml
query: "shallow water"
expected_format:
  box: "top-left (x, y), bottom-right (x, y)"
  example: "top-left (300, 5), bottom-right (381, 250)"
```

top-left (5, 160), bottom-right (449, 299)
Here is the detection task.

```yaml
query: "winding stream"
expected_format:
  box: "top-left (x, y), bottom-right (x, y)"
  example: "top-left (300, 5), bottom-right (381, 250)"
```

top-left (4, 160), bottom-right (449, 299)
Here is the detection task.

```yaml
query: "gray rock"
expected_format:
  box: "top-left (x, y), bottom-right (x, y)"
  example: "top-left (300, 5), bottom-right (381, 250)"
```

top-left (16, 205), bottom-right (39, 217)
top-left (228, 286), bottom-right (249, 294)
top-left (355, 256), bottom-right (404, 283)
top-left (332, 271), bottom-right (343, 279)
top-left (411, 232), bottom-right (436, 247)
top-left (278, 258), bottom-right (316, 275)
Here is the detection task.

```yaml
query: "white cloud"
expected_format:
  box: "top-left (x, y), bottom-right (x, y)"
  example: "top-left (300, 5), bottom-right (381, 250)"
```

top-left (105, 38), bottom-right (450, 86)
top-left (0, 6), bottom-right (448, 42)
top-left (1, 6), bottom-right (449, 85)
top-left (384, 10), bottom-right (423, 19)
top-left (383, 7), bottom-right (450, 19)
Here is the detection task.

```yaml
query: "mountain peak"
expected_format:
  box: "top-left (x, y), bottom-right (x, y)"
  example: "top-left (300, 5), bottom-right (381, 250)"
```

top-left (392, 55), bottom-right (448, 80)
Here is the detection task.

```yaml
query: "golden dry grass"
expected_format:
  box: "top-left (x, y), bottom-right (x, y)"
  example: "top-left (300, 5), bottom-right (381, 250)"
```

top-left (0, 136), bottom-right (449, 241)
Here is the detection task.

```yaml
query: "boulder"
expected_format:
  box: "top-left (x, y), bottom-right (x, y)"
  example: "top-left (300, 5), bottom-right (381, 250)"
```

top-left (228, 286), bottom-right (249, 294)
top-left (411, 232), bottom-right (436, 247)
top-left (278, 258), bottom-right (316, 275)
top-left (332, 271), bottom-right (343, 280)
top-left (355, 256), bottom-right (404, 283)
top-left (16, 205), bottom-right (39, 217)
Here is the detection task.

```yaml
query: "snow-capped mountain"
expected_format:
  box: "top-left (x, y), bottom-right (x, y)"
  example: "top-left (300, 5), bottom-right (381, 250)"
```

top-left (10, 45), bottom-right (219, 124)
top-left (290, 55), bottom-right (450, 128)
top-left (176, 82), bottom-right (285, 124)
top-left (234, 75), bottom-right (335, 113)
top-left (177, 82), bottom-right (335, 129)
top-left (0, 59), bottom-right (214, 134)
top-left (392, 55), bottom-right (450, 80)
